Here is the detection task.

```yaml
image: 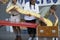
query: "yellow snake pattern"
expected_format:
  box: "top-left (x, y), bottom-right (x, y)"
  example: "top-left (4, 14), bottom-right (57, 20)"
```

top-left (6, 5), bottom-right (53, 26)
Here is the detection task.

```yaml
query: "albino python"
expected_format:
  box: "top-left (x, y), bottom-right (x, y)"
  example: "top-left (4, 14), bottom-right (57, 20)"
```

top-left (6, 5), bottom-right (58, 26)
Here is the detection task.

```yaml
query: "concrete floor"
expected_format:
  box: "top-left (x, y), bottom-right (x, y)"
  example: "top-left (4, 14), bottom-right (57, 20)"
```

top-left (0, 27), bottom-right (60, 40)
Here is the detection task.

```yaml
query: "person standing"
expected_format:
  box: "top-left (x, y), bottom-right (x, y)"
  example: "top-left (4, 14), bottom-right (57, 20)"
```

top-left (39, 5), bottom-right (58, 26)
top-left (24, 0), bottom-right (39, 40)
top-left (6, 0), bottom-right (22, 40)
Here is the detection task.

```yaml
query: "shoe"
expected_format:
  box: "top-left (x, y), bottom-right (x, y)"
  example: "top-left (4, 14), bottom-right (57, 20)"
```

top-left (34, 37), bottom-right (38, 40)
top-left (28, 37), bottom-right (32, 40)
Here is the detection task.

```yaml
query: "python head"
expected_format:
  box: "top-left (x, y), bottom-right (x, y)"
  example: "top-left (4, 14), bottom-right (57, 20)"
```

top-left (0, 0), bottom-right (8, 4)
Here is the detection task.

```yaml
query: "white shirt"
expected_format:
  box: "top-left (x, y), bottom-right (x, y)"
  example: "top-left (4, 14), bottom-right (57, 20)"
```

top-left (6, 1), bottom-right (22, 22)
top-left (24, 2), bottom-right (39, 20)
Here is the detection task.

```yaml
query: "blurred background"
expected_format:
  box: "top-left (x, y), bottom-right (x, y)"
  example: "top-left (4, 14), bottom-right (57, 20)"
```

top-left (0, 0), bottom-right (60, 40)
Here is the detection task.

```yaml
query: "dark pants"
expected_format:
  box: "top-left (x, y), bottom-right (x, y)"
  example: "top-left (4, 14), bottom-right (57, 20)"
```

top-left (25, 19), bottom-right (36, 37)
top-left (13, 26), bottom-right (21, 40)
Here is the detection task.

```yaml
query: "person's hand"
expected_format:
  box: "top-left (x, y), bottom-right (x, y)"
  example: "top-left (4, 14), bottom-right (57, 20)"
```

top-left (26, 14), bottom-right (31, 16)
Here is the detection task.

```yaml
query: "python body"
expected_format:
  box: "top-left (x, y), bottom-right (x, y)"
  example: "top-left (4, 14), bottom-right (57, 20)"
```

top-left (6, 5), bottom-right (55, 26)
